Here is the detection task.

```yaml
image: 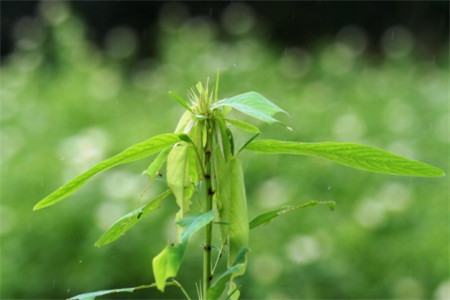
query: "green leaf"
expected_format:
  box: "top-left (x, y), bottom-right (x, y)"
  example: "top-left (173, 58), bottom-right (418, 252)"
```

top-left (224, 118), bottom-right (260, 134)
top-left (142, 147), bottom-right (171, 179)
top-left (94, 190), bottom-right (172, 247)
top-left (167, 142), bottom-right (195, 221)
top-left (69, 283), bottom-right (157, 300)
top-left (211, 91), bottom-right (288, 124)
top-left (228, 159), bottom-right (249, 264)
top-left (207, 248), bottom-right (249, 300)
top-left (246, 140), bottom-right (445, 177)
top-left (34, 133), bottom-right (182, 210)
top-left (153, 210), bottom-right (214, 291)
top-left (169, 91), bottom-right (192, 112)
top-left (249, 200), bottom-right (336, 230)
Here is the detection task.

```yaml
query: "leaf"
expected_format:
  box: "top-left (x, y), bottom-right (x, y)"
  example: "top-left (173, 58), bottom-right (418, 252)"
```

top-left (153, 210), bottom-right (214, 291)
top-left (167, 142), bottom-right (195, 221)
top-left (246, 140), bottom-right (445, 177)
top-left (228, 159), bottom-right (249, 264)
top-left (211, 91), bottom-right (288, 124)
top-left (94, 190), bottom-right (172, 247)
top-left (249, 200), bottom-right (336, 230)
top-left (69, 283), bottom-right (157, 300)
top-left (153, 242), bottom-right (186, 292)
top-left (142, 147), bottom-right (171, 179)
top-left (34, 133), bottom-right (182, 210)
top-left (169, 91), bottom-right (192, 112)
top-left (224, 118), bottom-right (260, 134)
top-left (206, 248), bottom-right (249, 300)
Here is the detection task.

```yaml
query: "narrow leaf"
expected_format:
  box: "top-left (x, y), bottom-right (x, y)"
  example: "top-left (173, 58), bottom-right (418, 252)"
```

top-left (207, 248), bottom-right (249, 300)
top-left (94, 190), bottom-right (172, 247)
top-left (211, 91), bottom-right (288, 124)
top-left (249, 200), bottom-right (336, 230)
top-left (228, 159), bottom-right (249, 264)
top-left (142, 147), bottom-right (171, 178)
top-left (167, 142), bottom-right (194, 221)
top-left (224, 118), bottom-right (260, 134)
top-left (169, 91), bottom-right (192, 112)
top-left (34, 133), bottom-right (181, 210)
top-left (69, 283), bottom-right (157, 300)
top-left (246, 140), bottom-right (445, 177)
top-left (153, 210), bottom-right (214, 291)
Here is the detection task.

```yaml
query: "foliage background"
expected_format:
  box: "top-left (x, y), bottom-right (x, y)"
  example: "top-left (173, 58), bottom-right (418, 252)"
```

top-left (1, 2), bottom-right (448, 299)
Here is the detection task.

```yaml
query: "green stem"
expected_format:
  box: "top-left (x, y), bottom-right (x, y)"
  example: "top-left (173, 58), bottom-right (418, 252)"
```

top-left (203, 120), bottom-right (213, 299)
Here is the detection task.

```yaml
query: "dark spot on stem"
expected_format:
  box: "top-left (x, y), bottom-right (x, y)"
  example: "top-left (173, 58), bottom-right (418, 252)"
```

top-left (203, 245), bottom-right (211, 251)
top-left (208, 188), bottom-right (215, 195)
top-left (205, 150), bottom-right (211, 156)
top-left (205, 174), bottom-right (211, 179)
top-left (208, 275), bottom-right (213, 281)
top-left (137, 212), bottom-right (143, 219)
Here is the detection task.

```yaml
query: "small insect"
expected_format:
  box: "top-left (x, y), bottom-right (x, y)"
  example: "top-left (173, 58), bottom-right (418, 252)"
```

top-left (205, 174), bottom-right (211, 179)
top-left (205, 150), bottom-right (211, 156)
top-left (137, 212), bottom-right (143, 219)
top-left (208, 188), bottom-right (215, 196)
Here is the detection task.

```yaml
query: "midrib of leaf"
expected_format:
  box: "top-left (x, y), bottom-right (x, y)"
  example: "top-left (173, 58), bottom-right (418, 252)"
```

top-left (246, 140), bottom-right (445, 177)
top-left (34, 133), bottom-right (181, 210)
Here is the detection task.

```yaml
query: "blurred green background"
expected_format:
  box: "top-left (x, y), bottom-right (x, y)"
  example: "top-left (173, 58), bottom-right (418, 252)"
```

top-left (1, 2), bottom-right (448, 299)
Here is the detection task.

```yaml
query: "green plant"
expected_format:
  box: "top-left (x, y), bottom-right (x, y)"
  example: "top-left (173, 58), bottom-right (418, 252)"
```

top-left (34, 74), bottom-right (444, 300)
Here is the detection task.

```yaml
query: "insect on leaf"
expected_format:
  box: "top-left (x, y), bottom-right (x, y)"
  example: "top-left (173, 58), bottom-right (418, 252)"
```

top-left (246, 140), bottom-right (445, 177)
top-left (94, 190), bottom-right (172, 247)
top-left (34, 133), bottom-right (182, 210)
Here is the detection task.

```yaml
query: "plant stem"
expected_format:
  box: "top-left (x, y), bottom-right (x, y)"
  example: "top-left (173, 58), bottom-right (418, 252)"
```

top-left (203, 120), bottom-right (213, 299)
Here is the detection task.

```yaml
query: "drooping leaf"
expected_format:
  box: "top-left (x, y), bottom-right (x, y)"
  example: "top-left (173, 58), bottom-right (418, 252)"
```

top-left (169, 91), bottom-right (192, 112)
top-left (153, 210), bottom-right (214, 291)
top-left (94, 190), bottom-right (172, 247)
top-left (206, 248), bottom-right (249, 300)
top-left (211, 91), bottom-right (288, 124)
top-left (142, 147), bottom-right (171, 179)
top-left (249, 200), bottom-right (336, 230)
top-left (34, 133), bottom-right (182, 210)
top-left (69, 283), bottom-right (157, 300)
top-left (167, 142), bottom-right (194, 221)
top-left (228, 159), bottom-right (249, 264)
top-left (153, 242), bottom-right (187, 292)
top-left (246, 140), bottom-right (445, 177)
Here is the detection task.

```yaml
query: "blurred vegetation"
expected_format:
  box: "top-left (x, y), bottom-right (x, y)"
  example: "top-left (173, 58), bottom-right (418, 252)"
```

top-left (1, 2), bottom-right (448, 299)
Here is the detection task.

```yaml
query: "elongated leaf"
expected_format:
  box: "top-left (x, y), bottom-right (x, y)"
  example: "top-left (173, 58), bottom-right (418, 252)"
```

top-left (224, 118), bottom-right (260, 134)
top-left (169, 91), bottom-right (192, 112)
top-left (211, 91), bottom-right (288, 124)
top-left (142, 147), bottom-right (171, 178)
top-left (228, 159), bottom-right (249, 264)
top-left (167, 143), bottom-right (194, 221)
top-left (246, 140), bottom-right (445, 177)
top-left (94, 190), bottom-right (172, 247)
top-left (153, 210), bottom-right (214, 291)
top-left (34, 133), bottom-right (182, 210)
top-left (70, 283), bottom-right (157, 300)
top-left (207, 248), bottom-right (249, 300)
top-left (249, 201), bottom-right (335, 230)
